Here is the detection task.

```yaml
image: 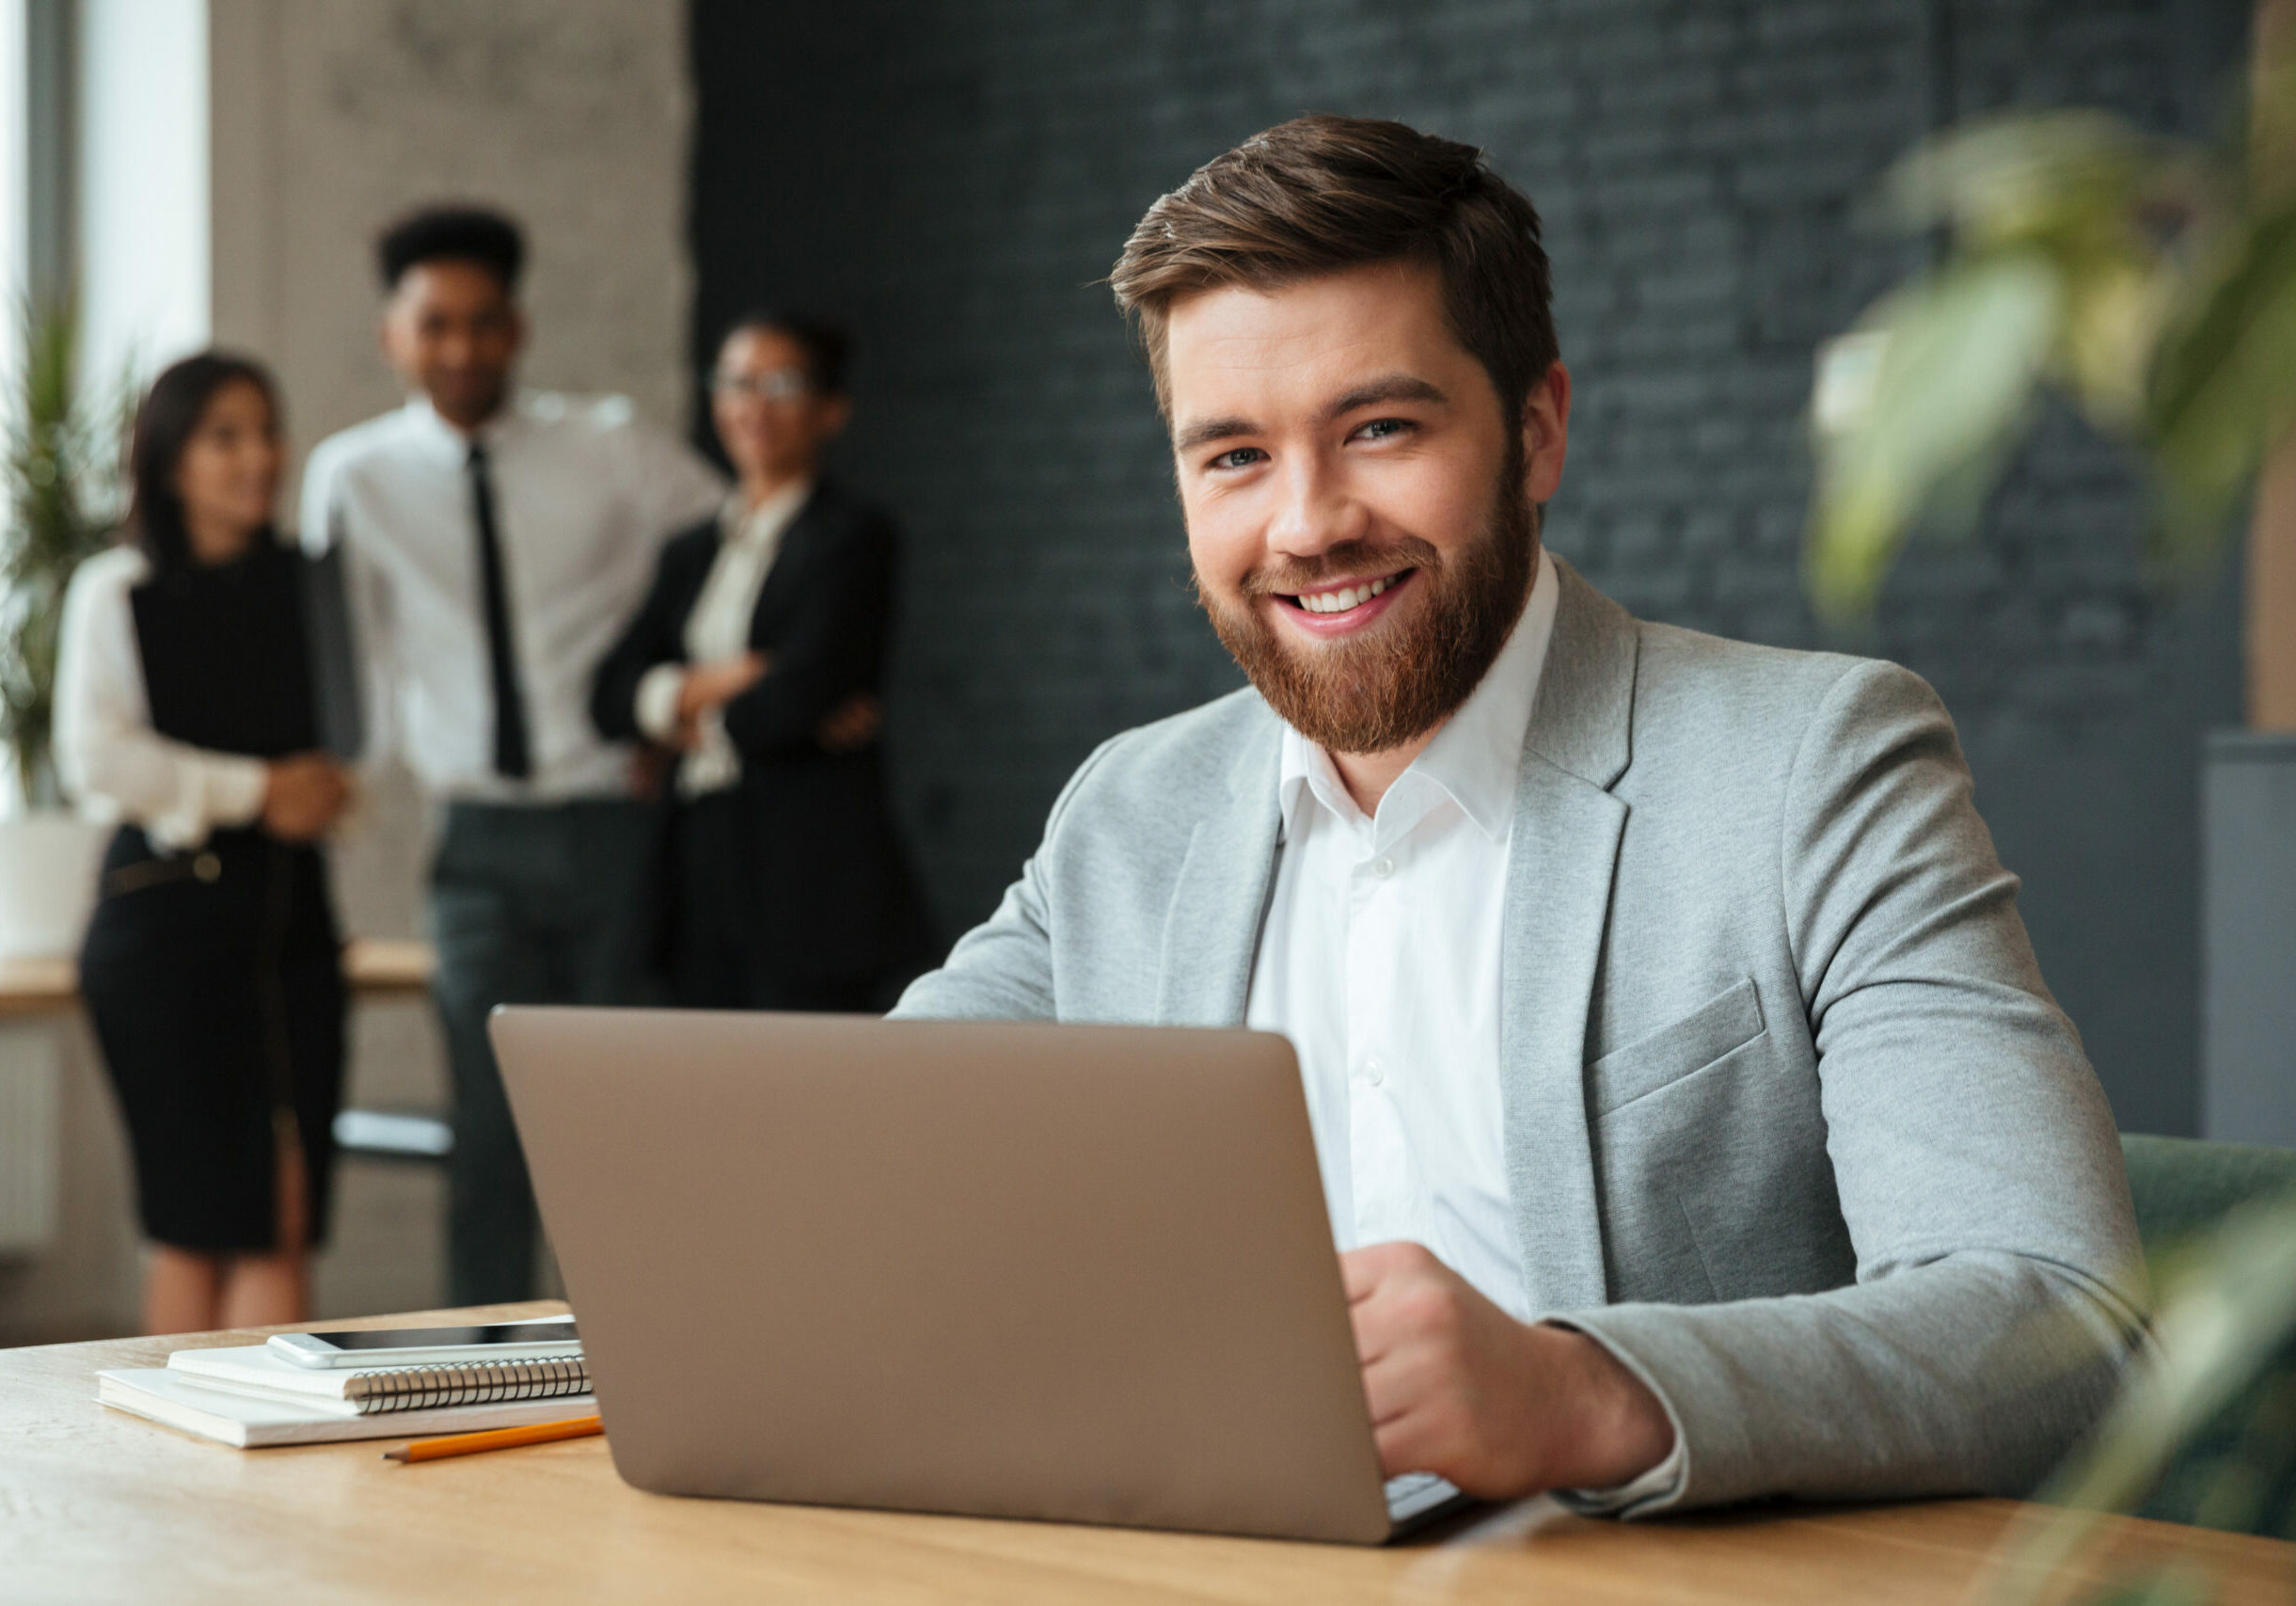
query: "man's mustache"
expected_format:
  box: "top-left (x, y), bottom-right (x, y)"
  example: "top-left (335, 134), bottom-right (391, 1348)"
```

top-left (1236, 536), bottom-right (1444, 599)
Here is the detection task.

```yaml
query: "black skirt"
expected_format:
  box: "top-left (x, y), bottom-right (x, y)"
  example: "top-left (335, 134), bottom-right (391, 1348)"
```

top-left (79, 823), bottom-right (345, 1252)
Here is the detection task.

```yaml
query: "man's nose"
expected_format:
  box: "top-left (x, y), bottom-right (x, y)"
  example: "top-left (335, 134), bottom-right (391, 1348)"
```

top-left (1266, 453), bottom-right (1367, 558)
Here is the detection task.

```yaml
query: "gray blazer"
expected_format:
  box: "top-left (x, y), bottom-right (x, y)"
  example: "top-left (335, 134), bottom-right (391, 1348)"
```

top-left (895, 557), bottom-right (2147, 1511)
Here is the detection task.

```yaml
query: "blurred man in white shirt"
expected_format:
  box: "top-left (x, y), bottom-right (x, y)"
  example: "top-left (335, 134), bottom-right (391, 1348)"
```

top-left (301, 207), bottom-right (724, 1304)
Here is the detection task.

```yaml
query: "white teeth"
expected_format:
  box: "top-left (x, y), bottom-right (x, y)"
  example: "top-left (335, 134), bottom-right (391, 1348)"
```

top-left (1298, 576), bottom-right (1392, 614)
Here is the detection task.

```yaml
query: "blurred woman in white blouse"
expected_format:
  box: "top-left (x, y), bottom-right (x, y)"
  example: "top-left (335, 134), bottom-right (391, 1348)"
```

top-left (55, 353), bottom-right (351, 1334)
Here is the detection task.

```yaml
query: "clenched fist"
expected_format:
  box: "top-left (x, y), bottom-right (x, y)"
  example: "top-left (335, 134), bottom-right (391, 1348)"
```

top-left (1342, 1240), bottom-right (1675, 1500)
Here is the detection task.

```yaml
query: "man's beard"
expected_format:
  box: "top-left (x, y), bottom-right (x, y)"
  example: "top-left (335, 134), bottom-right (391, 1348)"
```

top-left (1196, 449), bottom-right (1540, 755)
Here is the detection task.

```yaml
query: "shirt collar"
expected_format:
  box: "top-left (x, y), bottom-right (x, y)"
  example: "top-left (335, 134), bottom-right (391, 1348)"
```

top-left (720, 477), bottom-right (815, 549)
top-left (1275, 545), bottom-right (1560, 846)
top-left (404, 390), bottom-right (529, 462)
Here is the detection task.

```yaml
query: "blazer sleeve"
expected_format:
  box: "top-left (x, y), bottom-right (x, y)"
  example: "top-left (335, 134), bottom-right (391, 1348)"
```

top-left (591, 536), bottom-right (701, 742)
top-left (716, 505), bottom-right (896, 759)
top-left (888, 736), bottom-right (1125, 1023)
top-left (1559, 660), bottom-right (2150, 1513)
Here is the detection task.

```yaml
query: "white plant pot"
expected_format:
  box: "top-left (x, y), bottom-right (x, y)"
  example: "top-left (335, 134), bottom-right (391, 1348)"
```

top-left (0, 812), bottom-right (110, 958)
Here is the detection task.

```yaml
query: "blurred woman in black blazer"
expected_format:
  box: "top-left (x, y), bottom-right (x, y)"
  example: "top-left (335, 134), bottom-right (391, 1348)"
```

top-left (55, 354), bottom-right (350, 1333)
top-left (594, 313), bottom-right (928, 1010)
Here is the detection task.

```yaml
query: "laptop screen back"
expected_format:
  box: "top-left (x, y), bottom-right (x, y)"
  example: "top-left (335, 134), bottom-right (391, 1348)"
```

top-left (491, 1008), bottom-right (1394, 1543)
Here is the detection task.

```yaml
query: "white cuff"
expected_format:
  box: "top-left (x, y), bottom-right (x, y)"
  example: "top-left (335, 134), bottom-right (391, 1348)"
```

top-left (679, 706), bottom-right (742, 796)
top-left (634, 664), bottom-right (687, 743)
top-left (211, 755), bottom-right (271, 825)
top-left (145, 753), bottom-right (270, 851)
top-left (1556, 1433), bottom-right (1687, 1518)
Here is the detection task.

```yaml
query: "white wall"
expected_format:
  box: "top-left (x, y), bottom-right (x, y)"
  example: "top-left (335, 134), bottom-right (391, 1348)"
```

top-left (210, 0), bottom-right (696, 465)
top-left (77, 0), bottom-right (209, 387)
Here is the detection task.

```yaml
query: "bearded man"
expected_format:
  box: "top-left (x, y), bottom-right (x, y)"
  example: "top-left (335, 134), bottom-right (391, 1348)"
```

top-left (892, 116), bottom-right (2146, 1515)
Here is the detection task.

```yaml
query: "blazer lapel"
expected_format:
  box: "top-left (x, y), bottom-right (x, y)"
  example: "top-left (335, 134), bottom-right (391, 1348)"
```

top-left (672, 522), bottom-right (724, 628)
top-left (1154, 710), bottom-right (1284, 1026)
top-left (1501, 557), bottom-right (1639, 1316)
top-left (744, 487), bottom-right (830, 648)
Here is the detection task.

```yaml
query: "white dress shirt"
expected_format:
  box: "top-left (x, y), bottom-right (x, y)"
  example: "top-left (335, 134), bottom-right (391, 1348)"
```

top-left (53, 545), bottom-right (271, 850)
top-left (1248, 548), bottom-right (1557, 1316)
top-left (298, 391), bottom-right (725, 803)
top-left (1244, 547), bottom-right (1684, 1510)
top-left (630, 478), bottom-right (814, 797)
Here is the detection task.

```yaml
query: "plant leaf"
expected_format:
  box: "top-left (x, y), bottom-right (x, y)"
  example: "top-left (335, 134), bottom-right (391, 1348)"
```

top-left (1, 292), bottom-right (131, 805)
top-left (2147, 204), bottom-right (2296, 563)
top-left (1807, 252), bottom-right (2062, 620)
top-left (1884, 110), bottom-right (2154, 247)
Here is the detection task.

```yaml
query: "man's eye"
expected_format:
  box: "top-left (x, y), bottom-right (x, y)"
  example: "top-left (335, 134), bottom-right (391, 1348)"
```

top-left (1354, 418), bottom-right (1412, 442)
top-left (1209, 447), bottom-right (1266, 471)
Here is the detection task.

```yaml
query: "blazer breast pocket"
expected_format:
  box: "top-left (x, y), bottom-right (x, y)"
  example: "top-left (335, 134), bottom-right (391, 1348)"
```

top-left (1591, 978), bottom-right (1766, 1117)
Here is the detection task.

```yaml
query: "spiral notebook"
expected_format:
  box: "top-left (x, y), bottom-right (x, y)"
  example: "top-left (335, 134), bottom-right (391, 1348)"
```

top-left (97, 1366), bottom-right (597, 1449)
top-left (161, 1344), bottom-right (593, 1415)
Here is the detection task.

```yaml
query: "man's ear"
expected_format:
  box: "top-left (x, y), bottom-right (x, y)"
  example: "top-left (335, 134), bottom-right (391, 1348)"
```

top-left (1522, 361), bottom-right (1571, 504)
top-left (822, 394), bottom-right (855, 441)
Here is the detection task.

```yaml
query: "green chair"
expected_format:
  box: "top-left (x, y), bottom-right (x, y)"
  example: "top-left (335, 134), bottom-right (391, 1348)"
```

top-left (2117, 1133), bottom-right (2296, 1539)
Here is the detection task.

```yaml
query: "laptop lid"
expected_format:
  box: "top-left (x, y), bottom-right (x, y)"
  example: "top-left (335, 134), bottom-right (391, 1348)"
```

top-left (491, 1008), bottom-right (1398, 1544)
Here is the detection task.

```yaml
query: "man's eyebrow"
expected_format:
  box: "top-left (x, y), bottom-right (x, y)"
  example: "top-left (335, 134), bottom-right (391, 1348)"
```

top-left (1322, 374), bottom-right (1448, 421)
top-left (1173, 415), bottom-right (1257, 454)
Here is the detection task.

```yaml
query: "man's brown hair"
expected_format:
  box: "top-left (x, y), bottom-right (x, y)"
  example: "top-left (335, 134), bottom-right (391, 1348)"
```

top-left (1110, 115), bottom-right (1559, 421)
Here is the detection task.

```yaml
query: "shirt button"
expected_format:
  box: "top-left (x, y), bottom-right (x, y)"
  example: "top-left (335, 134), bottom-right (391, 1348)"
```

top-left (1362, 1057), bottom-right (1386, 1086)
top-left (1370, 855), bottom-right (1395, 878)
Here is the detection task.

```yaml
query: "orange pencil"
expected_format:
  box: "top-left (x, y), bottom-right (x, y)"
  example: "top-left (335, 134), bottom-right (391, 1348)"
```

top-left (383, 1416), bottom-right (604, 1463)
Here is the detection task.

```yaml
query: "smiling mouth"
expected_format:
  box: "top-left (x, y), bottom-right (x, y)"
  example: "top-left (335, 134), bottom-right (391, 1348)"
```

top-left (1281, 568), bottom-right (1415, 615)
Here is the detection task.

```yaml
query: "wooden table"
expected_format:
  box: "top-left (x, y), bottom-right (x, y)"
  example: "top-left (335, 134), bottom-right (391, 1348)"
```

top-left (0, 937), bottom-right (435, 1019)
top-left (5, 1303), bottom-right (2290, 1605)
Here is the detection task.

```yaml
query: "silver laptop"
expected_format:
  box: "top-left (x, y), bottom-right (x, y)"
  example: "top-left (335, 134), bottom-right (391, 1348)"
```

top-left (490, 1007), bottom-right (1467, 1543)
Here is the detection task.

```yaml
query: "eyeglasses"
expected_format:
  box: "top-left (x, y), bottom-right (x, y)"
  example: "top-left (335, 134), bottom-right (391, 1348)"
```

top-left (712, 367), bottom-right (815, 403)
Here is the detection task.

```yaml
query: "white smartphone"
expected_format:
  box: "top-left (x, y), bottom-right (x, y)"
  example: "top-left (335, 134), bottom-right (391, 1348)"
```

top-left (265, 1316), bottom-right (580, 1369)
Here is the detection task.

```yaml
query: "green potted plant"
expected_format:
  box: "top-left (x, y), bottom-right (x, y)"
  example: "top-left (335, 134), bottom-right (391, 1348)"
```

top-left (1804, 21), bottom-right (2296, 1587)
top-left (0, 294), bottom-right (130, 958)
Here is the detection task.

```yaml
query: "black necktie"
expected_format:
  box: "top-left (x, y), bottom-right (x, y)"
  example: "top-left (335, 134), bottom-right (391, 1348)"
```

top-left (467, 442), bottom-right (531, 779)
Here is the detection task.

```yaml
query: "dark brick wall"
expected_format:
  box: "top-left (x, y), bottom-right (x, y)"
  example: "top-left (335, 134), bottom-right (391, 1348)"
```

top-left (689, 0), bottom-right (2249, 1134)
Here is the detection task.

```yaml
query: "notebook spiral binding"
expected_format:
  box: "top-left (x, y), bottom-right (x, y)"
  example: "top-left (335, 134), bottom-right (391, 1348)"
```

top-left (341, 1357), bottom-right (593, 1415)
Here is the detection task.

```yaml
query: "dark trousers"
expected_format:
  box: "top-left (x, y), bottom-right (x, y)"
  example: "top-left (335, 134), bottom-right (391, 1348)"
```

top-left (430, 797), bottom-right (657, 1305)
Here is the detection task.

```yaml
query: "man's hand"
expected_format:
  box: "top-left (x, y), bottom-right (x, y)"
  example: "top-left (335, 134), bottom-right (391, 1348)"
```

top-left (815, 692), bottom-right (883, 753)
top-left (261, 753), bottom-right (352, 842)
top-left (1342, 1241), bottom-right (1675, 1500)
